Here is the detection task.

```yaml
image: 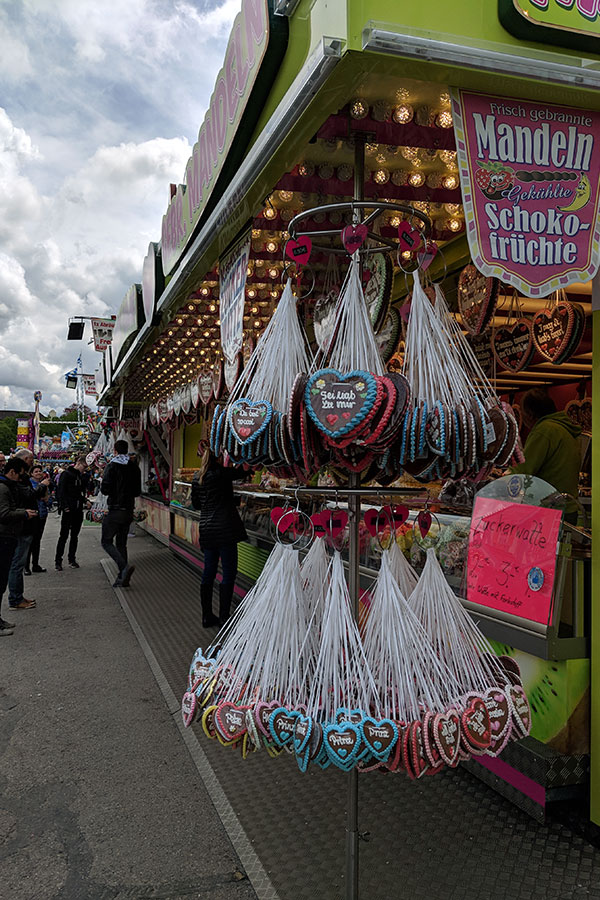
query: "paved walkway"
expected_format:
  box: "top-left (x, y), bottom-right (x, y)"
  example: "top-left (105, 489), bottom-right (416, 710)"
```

top-left (0, 515), bottom-right (256, 900)
top-left (3, 516), bottom-right (600, 900)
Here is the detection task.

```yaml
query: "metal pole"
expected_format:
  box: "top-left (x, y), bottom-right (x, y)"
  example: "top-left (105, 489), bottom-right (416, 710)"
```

top-left (345, 132), bottom-right (367, 900)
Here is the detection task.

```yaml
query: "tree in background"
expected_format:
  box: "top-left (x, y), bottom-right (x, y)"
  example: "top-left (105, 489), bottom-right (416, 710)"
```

top-left (0, 417), bottom-right (17, 452)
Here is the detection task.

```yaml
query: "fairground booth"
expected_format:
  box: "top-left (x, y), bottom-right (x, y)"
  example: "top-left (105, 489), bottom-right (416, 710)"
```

top-left (96, 0), bottom-right (600, 859)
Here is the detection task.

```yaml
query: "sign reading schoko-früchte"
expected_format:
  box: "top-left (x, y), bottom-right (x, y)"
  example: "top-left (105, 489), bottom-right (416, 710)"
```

top-left (161, 0), bottom-right (269, 276)
top-left (452, 89), bottom-right (600, 297)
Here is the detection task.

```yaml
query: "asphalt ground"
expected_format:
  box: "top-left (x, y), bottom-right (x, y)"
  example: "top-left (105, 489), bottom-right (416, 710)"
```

top-left (0, 514), bottom-right (256, 900)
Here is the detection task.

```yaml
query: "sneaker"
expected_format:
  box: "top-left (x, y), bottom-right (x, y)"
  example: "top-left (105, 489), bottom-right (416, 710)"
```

top-left (112, 578), bottom-right (123, 588)
top-left (55, 563), bottom-right (63, 571)
top-left (68, 561), bottom-right (80, 569)
top-left (120, 564), bottom-right (135, 587)
top-left (9, 599), bottom-right (36, 610)
top-left (24, 568), bottom-right (31, 576)
top-left (0, 617), bottom-right (15, 628)
top-left (32, 566), bottom-right (47, 573)
top-left (0, 620), bottom-right (14, 635)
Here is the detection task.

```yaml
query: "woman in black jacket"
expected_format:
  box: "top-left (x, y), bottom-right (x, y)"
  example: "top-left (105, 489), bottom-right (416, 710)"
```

top-left (191, 454), bottom-right (247, 628)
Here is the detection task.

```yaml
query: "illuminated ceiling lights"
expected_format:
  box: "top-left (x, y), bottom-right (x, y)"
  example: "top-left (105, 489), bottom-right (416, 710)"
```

top-left (392, 104), bottom-right (413, 124)
top-left (350, 98), bottom-right (369, 119)
top-left (442, 174), bottom-right (459, 190)
top-left (409, 172), bottom-right (425, 188)
top-left (436, 110), bottom-right (453, 128)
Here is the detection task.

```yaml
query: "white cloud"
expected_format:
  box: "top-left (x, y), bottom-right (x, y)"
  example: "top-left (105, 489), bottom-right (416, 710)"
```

top-left (0, 0), bottom-right (238, 413)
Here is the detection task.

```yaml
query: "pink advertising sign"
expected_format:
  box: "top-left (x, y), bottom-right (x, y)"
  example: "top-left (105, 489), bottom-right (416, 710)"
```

top-left (452, 89), bottom-right (600, 297)
top-left (466, 497), bottom-right (562, 625)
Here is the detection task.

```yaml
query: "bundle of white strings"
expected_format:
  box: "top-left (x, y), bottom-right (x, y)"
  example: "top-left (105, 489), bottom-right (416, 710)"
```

top-left (305, 551), bottom-right (379, 721)
top-left (362, 550), bottom-right (462, 722)
top-left (207, 544), bottom-right (310, 707)
top-left (229, 279), bottom-right (313, 410)
top-left (314, 254), bottom-right (385, 375)
top-left (409, 548), bottom-right (507, 695)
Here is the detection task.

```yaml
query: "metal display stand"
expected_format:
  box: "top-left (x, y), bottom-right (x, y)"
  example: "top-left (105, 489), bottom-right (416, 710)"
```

top-left (285, 137), bottom-right (434, 900)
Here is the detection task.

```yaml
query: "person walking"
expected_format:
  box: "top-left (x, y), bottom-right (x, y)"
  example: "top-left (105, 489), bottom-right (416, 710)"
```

top-left (0, 457), bottom-right (38, 629)
top-left (8, 449), bottom-right (49, 611)
top-left (100, 440), bottom-right (141, 587)
top-left (25, 464), bottom-right (50, 574)
top-left (55, 456), bottom-right (89, 571)
top-left (191, 453), bottom-right (247, 628)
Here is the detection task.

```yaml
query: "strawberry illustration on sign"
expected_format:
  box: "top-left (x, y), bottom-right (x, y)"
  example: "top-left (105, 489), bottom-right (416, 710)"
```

top-left (342, 223), bottom-right (368, 254)
top-left (474, 162), bottom-right (515, 200)
top-left (285, 237), bottom-right (312, 266)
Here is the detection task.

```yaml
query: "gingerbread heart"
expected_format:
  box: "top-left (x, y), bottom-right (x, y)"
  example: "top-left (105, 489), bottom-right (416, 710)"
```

top-left (181, 691), bottom-right (197, 728)
top-left (305, 369), bottom-right (378, 439)
top-left (293, 714), bottom-right (313, 754)
top-left (461, 696), bottom-right (492, 754)
top-left (285, 236), bottom-right (312, 266)
top-left (342, 223), bottom-right (368, 254)
top-left (323, 722), bottom-right (363, 770)
top-left (229, 398), bottom-right (272, 445)
top-left (361, 718), bottom-right (398, 761)
top-left (508, 684), bottom-right (531, 738)
top-left (255, 700), bottom-right (281, 737)
top-left (433, 709), bottom-right (461, 767)
top-left (188, 649), bottom-right (215, 689)
top-left (493, 319), bottom-right (535, 374)
top-left (269, 708), bottom-right (301, 747)
top-left (457, 264), bottom-right (499, 335)
top-left (532, 302), bottom-right (574, 362)
top-left (215, 703), bottom-right (251, 743)
top-left (198, 372), bottom-right (214, 406)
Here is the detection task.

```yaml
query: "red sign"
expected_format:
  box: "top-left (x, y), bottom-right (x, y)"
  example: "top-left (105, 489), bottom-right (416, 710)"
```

top-left (467, 497), bottom-right (562, 625)
top-left (452, 89), bottom-right (600, 297)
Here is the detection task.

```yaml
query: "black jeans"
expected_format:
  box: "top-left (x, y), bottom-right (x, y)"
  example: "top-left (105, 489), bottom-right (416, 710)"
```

top-left (0, 536), bottom-right (17, 613)
top-left (55, 509), bottom-right (83, 564)
top-left (27, 516), bottom-right (47, 568)
top-left (202, 543), bottom-right (238, 586)
top-left (101, 509), bottom-right (132, 576)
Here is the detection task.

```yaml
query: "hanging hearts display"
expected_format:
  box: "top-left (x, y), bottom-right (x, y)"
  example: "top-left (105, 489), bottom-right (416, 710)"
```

top-left (269, 708), bottom-right (301, 747)
top-left (342, 223), bottom-right (368, 254)
top-left (360, 718), bottom-right (398, 761)
top-left (460, 697), bottom-right (492, 754)
top-left (215, 703), bottom-right (251, 743)
top-left (492, 320), bottom-right (535, 374)
top-left (323, 722), bottom-right (363, 769)
top-left (457, 264), bottom-right (499, 335)
top-left (285, 236), bottom-right (312, 266)
top-left (229, 398), bottom-right (273, 445)
top-left (532, 302), bottom-right (574, 362)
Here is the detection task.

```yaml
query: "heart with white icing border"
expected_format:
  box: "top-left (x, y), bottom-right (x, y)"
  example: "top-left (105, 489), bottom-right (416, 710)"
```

top-left (181, 691), bottom-right (197, 728)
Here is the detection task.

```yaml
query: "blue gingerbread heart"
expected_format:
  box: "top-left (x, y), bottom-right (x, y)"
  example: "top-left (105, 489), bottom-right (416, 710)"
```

top-left (304, 369), bottom-right (377, 440)
top-left (323, 722), bottom-right (363, 771)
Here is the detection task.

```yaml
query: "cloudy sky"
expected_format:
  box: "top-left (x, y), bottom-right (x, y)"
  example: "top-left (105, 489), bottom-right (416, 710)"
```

top-left (0, 0), bottom-right (238, 415)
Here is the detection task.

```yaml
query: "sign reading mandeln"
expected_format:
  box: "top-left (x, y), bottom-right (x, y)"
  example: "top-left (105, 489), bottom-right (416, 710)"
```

top-left (452, 89), bottom-right (600, 297)
top-left (219, 230), bottom-right (251, 364)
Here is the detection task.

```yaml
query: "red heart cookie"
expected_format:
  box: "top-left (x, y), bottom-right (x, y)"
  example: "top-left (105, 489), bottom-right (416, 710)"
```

top-left (285, 237), bottom-right (312, 266)
top-left (461, 696), bottom-right (492, 754)
top-left (342, 223), bottom-right (368, 254)
top-left (215, 703), bottom-right (250, 743)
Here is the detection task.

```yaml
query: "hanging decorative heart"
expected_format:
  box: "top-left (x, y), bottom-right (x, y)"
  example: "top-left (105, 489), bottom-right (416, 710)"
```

top-left (532, 302), bottom-right (574, 362)
top-left (342, 223), bottom-right (368, 254)
top-left (492, 319), bottom-right (535, 374)
top-left (292, 714), bottom-right (313, 754)
top-left (181, 691), bottom-right (197, 728)
top-left (365, 252), bottom-right (393, 334)
top-left (360, 718), bottom-right (398, 761)
top-left (460, 696), bottom-right (492, 754)
top-left (269, 708), bottom-right (301, 747)
top-left (416, 510), bottom-right (432, 539)
top-left (319, 509), bottom-right (349, 539)
top-left (285, 236), bottom-right (312, 266)
top-left (214, 702), bottom-right (251, 743)
top-left (305, 369), bottom-right (378, 439)
top-left (229, 398), bottom-right (273, 445)
top-left (270, 506), bottom-right (298, 534)
top-left (254, 700), bottom-right (281, 737)
top-left (508, 684), bottom-right (532, 738)
top-left (397, 221), bottom-right (424, 254)
top-left (457, 264), bottom-right (499, 335)
top-left (364, 508), bottom-right (389, 537)
top-left (198, 372), bottom-right (214, 406)
top-left (418, 240), bottom-right (439, 272)
top-left (432, 709), bottom-right (461, 767)
top-left (323, 722), bottom-right (363, 770)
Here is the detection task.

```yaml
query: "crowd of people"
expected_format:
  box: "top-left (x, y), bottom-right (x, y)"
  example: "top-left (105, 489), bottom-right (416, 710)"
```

top-left (0, 440), bottom-right (141, 635)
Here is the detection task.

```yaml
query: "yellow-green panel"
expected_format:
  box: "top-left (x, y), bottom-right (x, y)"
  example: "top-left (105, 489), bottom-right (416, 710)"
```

top-left (238, 542), bottom-right (270, 581)
top-left (591, 309), bottom-right (600, 825)
top-left (183, 422), bottom-right (204, 469)
top-left (345, 0), bottom-right (600, 60)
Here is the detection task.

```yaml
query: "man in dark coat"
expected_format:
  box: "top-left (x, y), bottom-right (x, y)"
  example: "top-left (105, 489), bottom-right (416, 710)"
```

top-left (55, 455), bottom-right (89, 571)
top-left (191, 454), bottom-right (247, 627)
top-left (0, 457), bottom-right (38, 629)
top-left (101, 440), bottom-right (141, 587)
top-left (8, 449), bottom-right (49, 609)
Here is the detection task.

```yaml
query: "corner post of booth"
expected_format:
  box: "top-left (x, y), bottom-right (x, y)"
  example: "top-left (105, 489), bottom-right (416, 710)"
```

top-left (591, 297), bottom-right (600, 826)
